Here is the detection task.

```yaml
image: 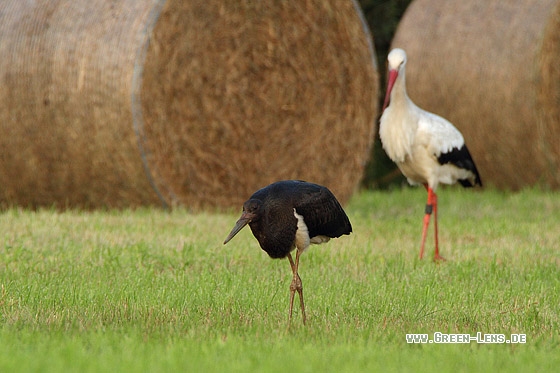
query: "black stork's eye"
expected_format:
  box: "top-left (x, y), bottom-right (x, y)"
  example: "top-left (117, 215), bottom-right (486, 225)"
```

top-left (243, 199), bottom-right (262, 214)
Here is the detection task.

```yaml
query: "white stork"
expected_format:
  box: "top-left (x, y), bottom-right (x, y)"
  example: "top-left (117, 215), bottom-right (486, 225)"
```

top-left (379, 48), bottom-right (482, 261)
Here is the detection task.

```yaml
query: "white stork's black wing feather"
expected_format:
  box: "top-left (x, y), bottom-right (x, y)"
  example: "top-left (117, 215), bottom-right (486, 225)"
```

top-left (437, 145), bottom-right (482, 187)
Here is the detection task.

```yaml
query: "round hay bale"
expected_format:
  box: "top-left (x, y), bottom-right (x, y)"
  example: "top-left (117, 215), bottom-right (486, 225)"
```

top-left (391, 0), bottom-right (560, 190)
top-left (0, 0), bottom-right (378, 210)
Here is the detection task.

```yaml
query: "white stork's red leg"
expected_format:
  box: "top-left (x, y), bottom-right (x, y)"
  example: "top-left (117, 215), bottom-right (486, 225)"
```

top-left (419, 185), bottom-right (434, 259)
top-left (419, 186), bottom-right (445, 261)
top-left (287, 251), bottom-right (306, 325)
top-left (432, 191), bottom-right (445, 261)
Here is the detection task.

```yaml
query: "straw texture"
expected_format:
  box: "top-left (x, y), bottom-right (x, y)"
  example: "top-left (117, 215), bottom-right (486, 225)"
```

top-left (391, 0), bottom-right (560, 190)
top-left (0, 0), bottom-right (378, 209)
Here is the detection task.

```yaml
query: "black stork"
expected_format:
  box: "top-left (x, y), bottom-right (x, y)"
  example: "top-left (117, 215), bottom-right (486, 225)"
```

top-left (223, 180), bottom-right (352, 324)
top-left (379, 48), bottom-right (482, 261)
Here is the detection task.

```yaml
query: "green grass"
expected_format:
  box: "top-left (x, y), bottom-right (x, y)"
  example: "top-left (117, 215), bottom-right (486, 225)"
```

top-left (0, 188), bottom-right (558, 372)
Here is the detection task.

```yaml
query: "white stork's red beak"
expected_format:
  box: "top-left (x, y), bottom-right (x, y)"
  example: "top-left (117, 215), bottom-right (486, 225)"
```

top-left (382, 69), bottom-right (399, 112)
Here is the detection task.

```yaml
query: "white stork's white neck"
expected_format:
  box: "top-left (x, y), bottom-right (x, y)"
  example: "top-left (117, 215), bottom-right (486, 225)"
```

top-left (389, 67), bottom-right (412, 110)
top-left (379, 65), bottom-right (420, 164)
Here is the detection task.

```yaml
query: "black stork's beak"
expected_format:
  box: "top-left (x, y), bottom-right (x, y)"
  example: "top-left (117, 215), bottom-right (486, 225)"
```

top-left (223, 211), bottom-right (254, 244)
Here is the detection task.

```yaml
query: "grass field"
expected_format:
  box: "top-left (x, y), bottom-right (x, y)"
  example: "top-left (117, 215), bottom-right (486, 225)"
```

top-left (0, 187), bottom-right (558, 372)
